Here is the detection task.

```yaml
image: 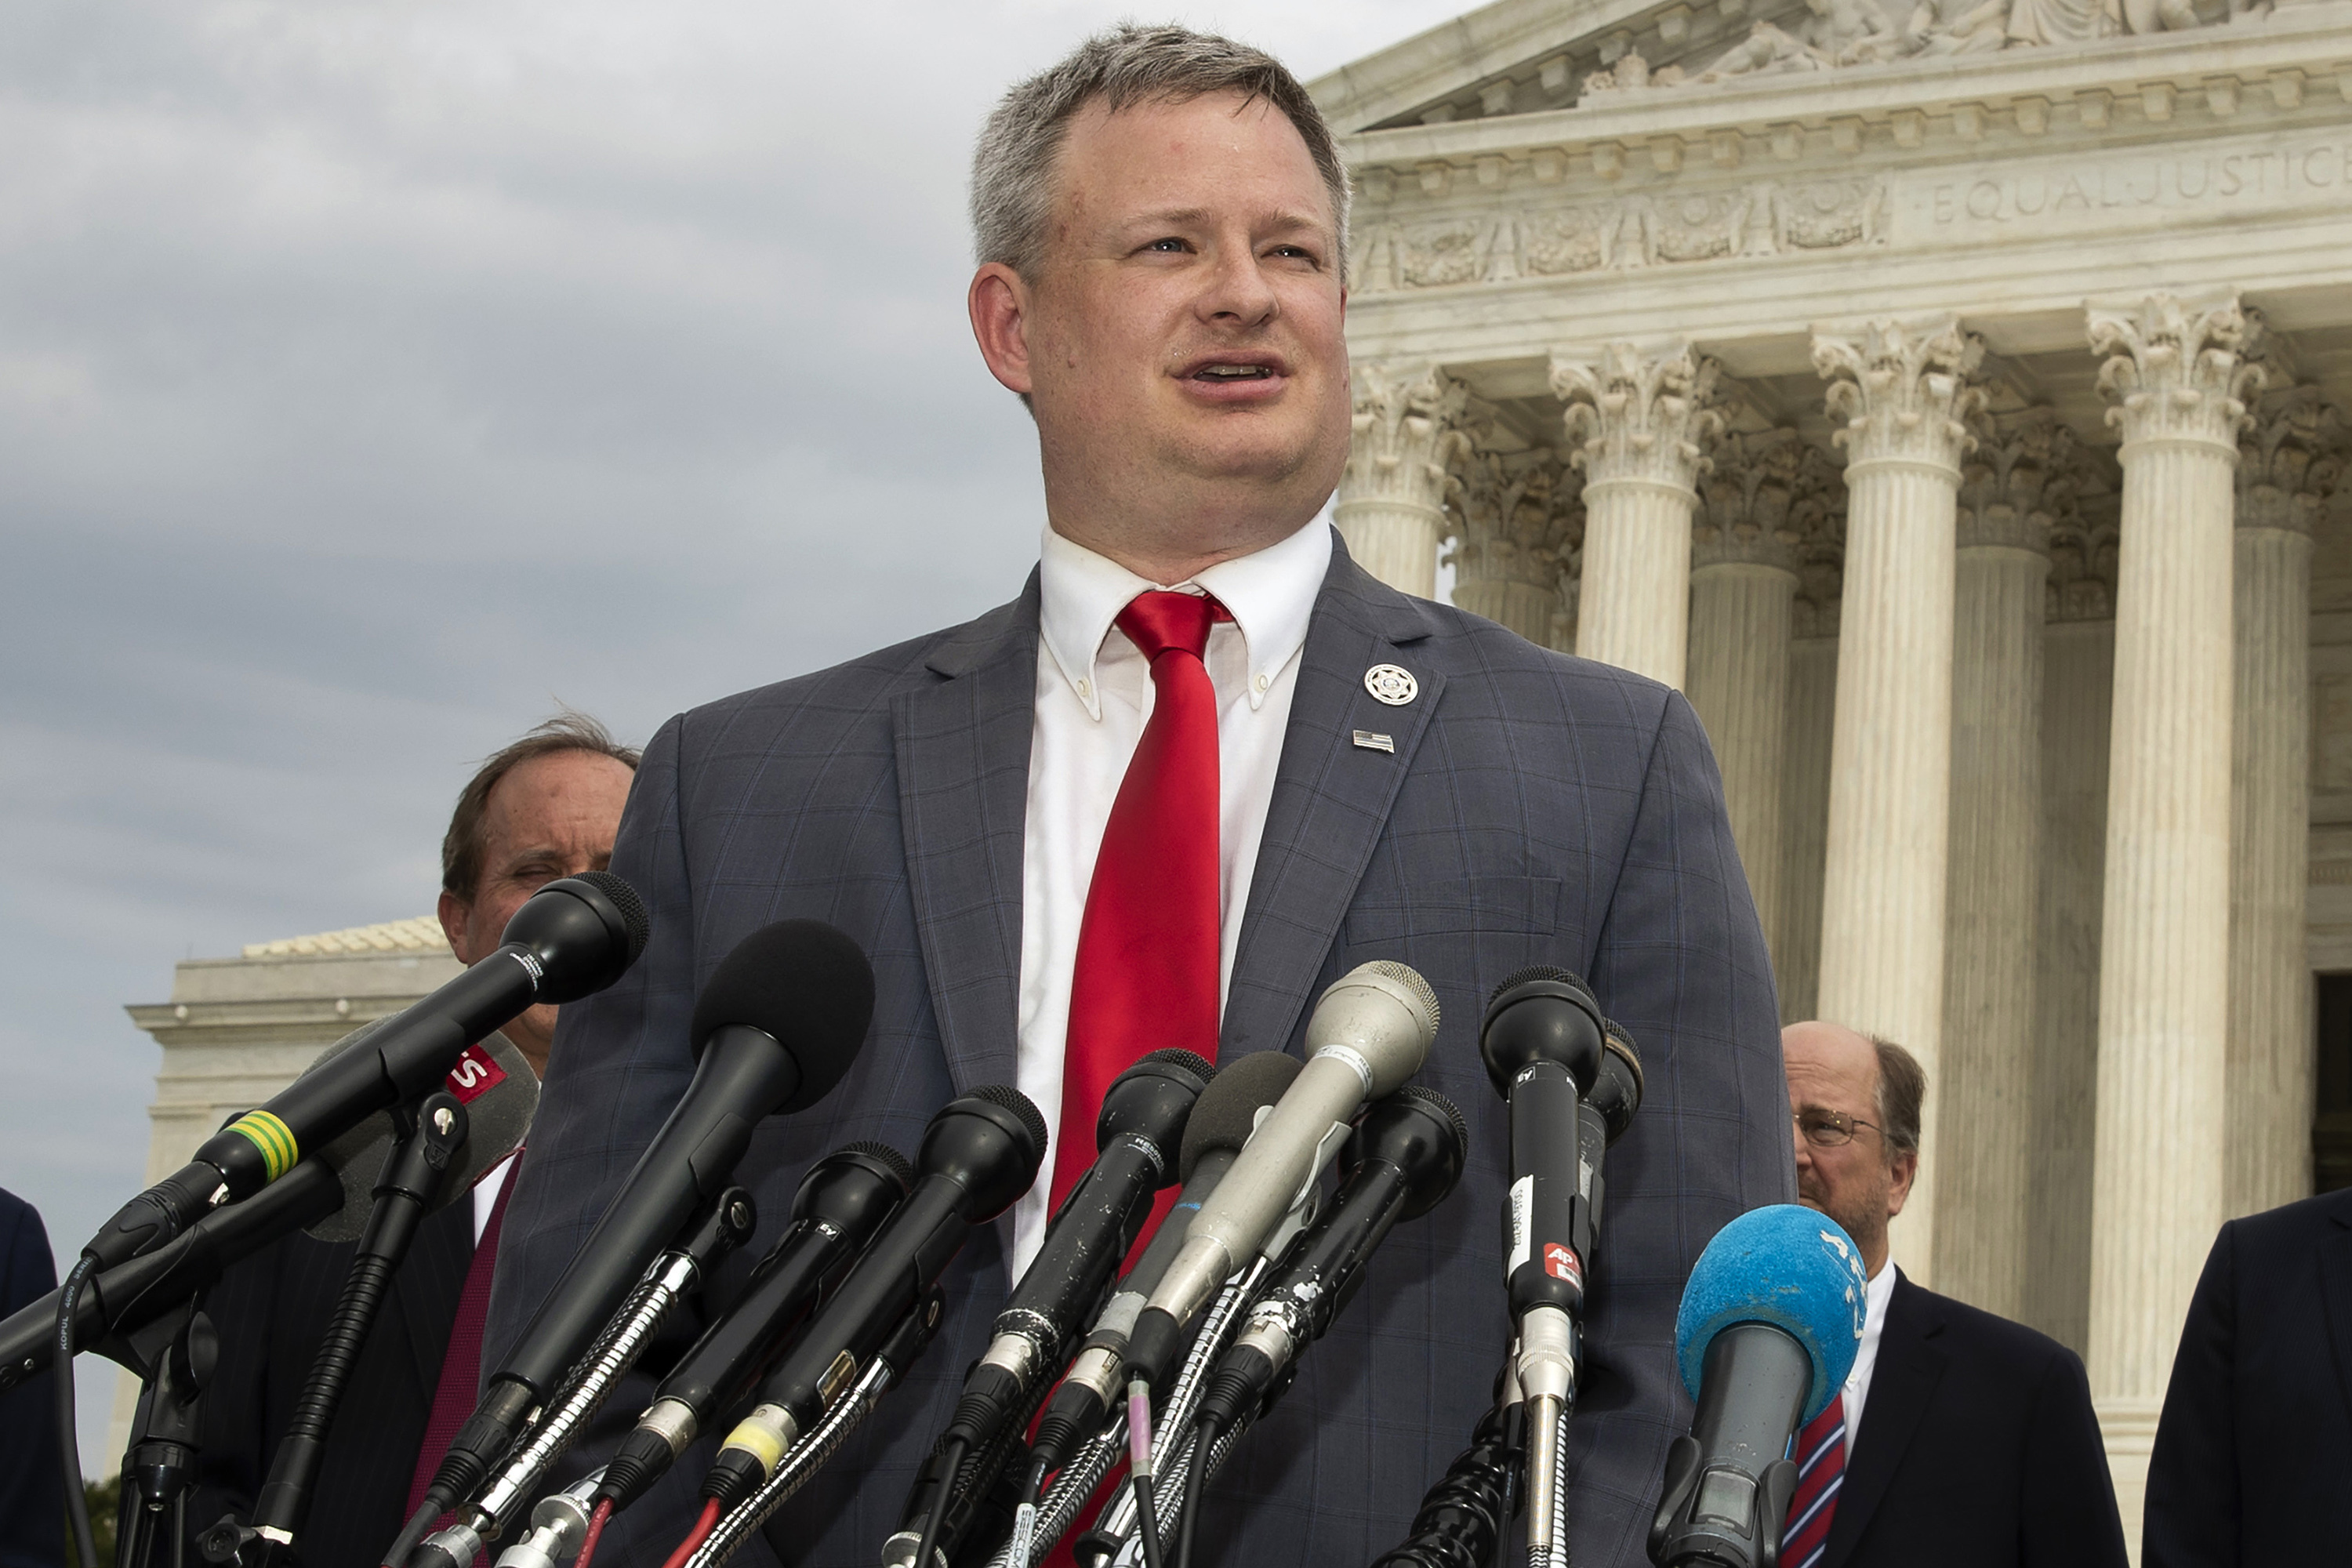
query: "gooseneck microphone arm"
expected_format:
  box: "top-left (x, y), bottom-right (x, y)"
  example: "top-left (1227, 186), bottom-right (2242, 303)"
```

top-left (206, 1094), bottom-right (473, 1568)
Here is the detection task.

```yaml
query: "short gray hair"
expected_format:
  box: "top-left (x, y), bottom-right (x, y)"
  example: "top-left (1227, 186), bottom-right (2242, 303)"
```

top-left (970, 24), bottom-right (1351, 285)
top-left (1871, 1036), bottom-right (1926, 1155)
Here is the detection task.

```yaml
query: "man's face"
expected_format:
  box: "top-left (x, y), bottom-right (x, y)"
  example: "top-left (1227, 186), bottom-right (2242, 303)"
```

top-left (1783, 1021), bottom-right (1915, 1274)
top-left (982, 90), bottom-right (1352, 545)
top-left (437, 749), bottom-right (635, 1076)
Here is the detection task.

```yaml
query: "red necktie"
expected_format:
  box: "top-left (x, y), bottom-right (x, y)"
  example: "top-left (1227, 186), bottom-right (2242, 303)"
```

top-left (1781, 1396), bottom-right (1847, 1568)
top-left (406, 1164), bottom-right (517, 1521)
top-left (1051, 590), bottom-right (1230, 1212)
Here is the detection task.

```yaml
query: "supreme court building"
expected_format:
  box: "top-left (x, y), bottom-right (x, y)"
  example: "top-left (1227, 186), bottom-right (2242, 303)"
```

top-left (1306, 0), bottom-right (2352, 1542)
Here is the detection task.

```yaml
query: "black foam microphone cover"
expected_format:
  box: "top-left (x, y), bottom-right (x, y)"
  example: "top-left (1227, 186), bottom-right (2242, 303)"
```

top-left (689, 919), bottom-right (876, 1112)
top-left (1178, 1051), bottom-right (1303, 1181)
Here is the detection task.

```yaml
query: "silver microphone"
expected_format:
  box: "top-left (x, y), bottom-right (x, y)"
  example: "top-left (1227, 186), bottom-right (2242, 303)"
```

top-left (1121, 960), bottom-right (1438, 1389)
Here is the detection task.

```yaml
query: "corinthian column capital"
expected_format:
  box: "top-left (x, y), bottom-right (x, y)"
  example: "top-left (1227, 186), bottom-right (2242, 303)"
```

top-left (2234, 315), bottom-right (2348, 536)
top-left (1956, 408), bottom-right (2089, 555)
top-left (1548, 340), bottom-right (1726, 497)
top-left (1693, 429), bottom-right (1828, 574)
top-left (1344, 359), bottom-right (1475, 515)
top-left (1451, 449), bottom-right (1579, 590)
top-left (2089, 289), bottom-right (2262, 456)
top-left (1813, 314), bottom-right (1989, 477)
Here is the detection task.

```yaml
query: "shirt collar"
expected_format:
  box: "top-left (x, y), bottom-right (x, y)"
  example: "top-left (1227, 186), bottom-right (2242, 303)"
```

top-left (1036, 521), bottom-right (1332, 720)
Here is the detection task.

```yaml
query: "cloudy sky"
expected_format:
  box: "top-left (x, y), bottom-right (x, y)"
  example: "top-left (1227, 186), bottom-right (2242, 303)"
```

top-left (0, 0), bottom-right (1484, 1463)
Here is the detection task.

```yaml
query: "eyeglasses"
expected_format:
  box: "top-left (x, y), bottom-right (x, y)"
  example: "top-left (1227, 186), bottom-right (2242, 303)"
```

top-left (1793, 1108), bottom-right (1884, 1149)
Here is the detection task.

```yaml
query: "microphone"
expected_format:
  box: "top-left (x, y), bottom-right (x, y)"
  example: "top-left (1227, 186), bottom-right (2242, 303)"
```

top-left (306, 1028), bottom-right (540, 1242)
top-left (1478, 966), bottom-right (1606, 1568)
top-left (2, 1033), bottom-right (539, 1385)
top-left (409, 918), bottom-right (874, 1536)
top-left (699, 1085), bottom-right (1046, 1512)
top-left (1190, 1087), bottom-right (1468, 1435)
top-left (593, 1142), bottom-right (916, 1515)
top-left (1022, 1051), bottom-right (1302, 1494)
top-left (889, 1051), bottom-right (1214, 1568)
top-left (1646, 1206), bottom-right (1869, 1568)
top-left (1122, 962), bottom-right (1438, 1392)
top-left (82, 873), bottom-right (644, 1273)
top-left (0, 1160), bottom-right (342, 1387)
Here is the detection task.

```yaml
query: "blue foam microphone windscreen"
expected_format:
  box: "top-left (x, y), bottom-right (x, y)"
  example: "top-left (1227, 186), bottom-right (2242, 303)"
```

top-left (1675, 1203), bottom-right (1870, 1423)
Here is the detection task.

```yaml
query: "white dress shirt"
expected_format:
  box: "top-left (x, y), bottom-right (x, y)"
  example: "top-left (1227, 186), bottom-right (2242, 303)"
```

top-left (1010, 520), bottom-right (1333, 1272)
top-left (1840, 1257), bottom-right (1899, 1446)
top-left (472, 1149), bottom-right (519, 1247)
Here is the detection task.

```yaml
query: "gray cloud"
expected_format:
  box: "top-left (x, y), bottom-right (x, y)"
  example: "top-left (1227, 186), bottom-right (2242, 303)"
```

top-left (0, 0), bottom-right (1472, 1460)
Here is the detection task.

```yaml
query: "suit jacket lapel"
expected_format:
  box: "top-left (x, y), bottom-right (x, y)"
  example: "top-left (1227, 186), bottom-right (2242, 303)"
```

top-left (391, 1198), bottom-right (474, 1405)
top-left (1222, 544), bottom-right (1446, 1059)
top-left (892, 575), bottom-right (1040, 1095)
top-left (1826, 1272), bottom-right (1947, 1568)
top-left (2318, 1205), bottom-right (2352, 1429)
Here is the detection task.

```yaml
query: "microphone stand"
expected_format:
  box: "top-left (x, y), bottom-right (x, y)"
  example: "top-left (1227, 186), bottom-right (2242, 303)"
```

top-left (202, 1095), bottom-right (470, 1568)
top-left (113, 1297), bottom-right (219, 1568)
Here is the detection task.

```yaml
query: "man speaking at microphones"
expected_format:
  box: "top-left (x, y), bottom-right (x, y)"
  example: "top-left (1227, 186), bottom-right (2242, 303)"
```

top-left (488, 25), bottom-right (1792, 1566)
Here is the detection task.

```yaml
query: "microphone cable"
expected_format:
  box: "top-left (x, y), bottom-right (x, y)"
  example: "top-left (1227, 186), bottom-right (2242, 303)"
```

top-left (56, 1258), bottom-right (100, 1568)
top-left (660, 1500), bottom-right (721, 1568)
top-left (572, 1500), bottom-right (615, 1568)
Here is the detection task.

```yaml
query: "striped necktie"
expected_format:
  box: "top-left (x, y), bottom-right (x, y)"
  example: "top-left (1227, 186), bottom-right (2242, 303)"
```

top-left (1782, 1395), bottom-right (1847, 1568)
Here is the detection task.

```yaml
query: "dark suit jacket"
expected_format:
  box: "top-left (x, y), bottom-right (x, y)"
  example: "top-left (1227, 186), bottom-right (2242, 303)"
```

top-left (1825, 1272), bottom-right (2126, 1568)
top-left (0, 1188), bottom-right (64, 1568)
top-left (2143, 1186), bottom-right (2352, 1566)
top-left (485, 532), bottom-right (1795, 1567)
top-left (185, 1200), bottom-right (472, 1568)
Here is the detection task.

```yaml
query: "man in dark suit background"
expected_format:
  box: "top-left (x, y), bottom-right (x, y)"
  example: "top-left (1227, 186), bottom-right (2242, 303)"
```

top-left (485, 25), bottom-right (1793, 1568)
top-left (2142, 1184), bottom-right (2352, 1563)
top-left (2, 1186), bottom-right (66, 1568)
top-left (1779, 1022), bottom-right (2127, 1568)
top-left (185, 713), bottom-right (636, 1568)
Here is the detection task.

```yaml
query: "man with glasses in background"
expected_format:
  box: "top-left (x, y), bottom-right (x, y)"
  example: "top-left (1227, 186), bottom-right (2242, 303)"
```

top-left (1777, 1021), bottom-right (2127, 1568)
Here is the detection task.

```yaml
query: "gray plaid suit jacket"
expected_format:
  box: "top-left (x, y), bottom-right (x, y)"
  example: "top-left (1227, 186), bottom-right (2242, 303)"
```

top-left (482, 530), bottom-right (1794, 1567)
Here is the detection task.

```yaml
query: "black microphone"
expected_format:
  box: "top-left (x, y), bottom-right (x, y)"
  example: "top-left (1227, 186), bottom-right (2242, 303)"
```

top-left (1190, 1087), bottom-right (1468, 1436)
top-left (82, 873), bottom-right (644, 1273)
top-left (889, 1051), bottom-right (1214, 1568)
top-left (1647, 1207), bottom-right (1868, 1568)
top-left (699, 1085), bottom-right (1047, 1512)
top-left (1022, 1051), bottom-right (1303, 1495)
top-left (2, 1031), bottom-right (541, 1386)
top-left (1477, 966), bottom-right (1608, 1568)
top-left (412, 918), bottom-right (873, 1532)
top-left (593, 1141), bottom-right (915, 1515)
top-left (0, 1160), bottom-right (341, 1387)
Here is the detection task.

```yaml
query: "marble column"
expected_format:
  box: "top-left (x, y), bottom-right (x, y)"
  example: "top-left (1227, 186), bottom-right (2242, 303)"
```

top-left (1336, 361), bottom-right (1473, 598)
top-left (1936, 410), bottom-right (2074, 1319)
top-left (1811, 315), bottom-right (1987, 1285)
top-left (2228, 328), bottom-right (2343, 1218)
top-left (1451, 449), bottom-right (1581, 645)
top-left (2085, 290), bottom-right (2259, 1537)
top-left (1686, 431), bottom-right (1824, 963)
top-left (1550, 341), bottom-right (1726, 687)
